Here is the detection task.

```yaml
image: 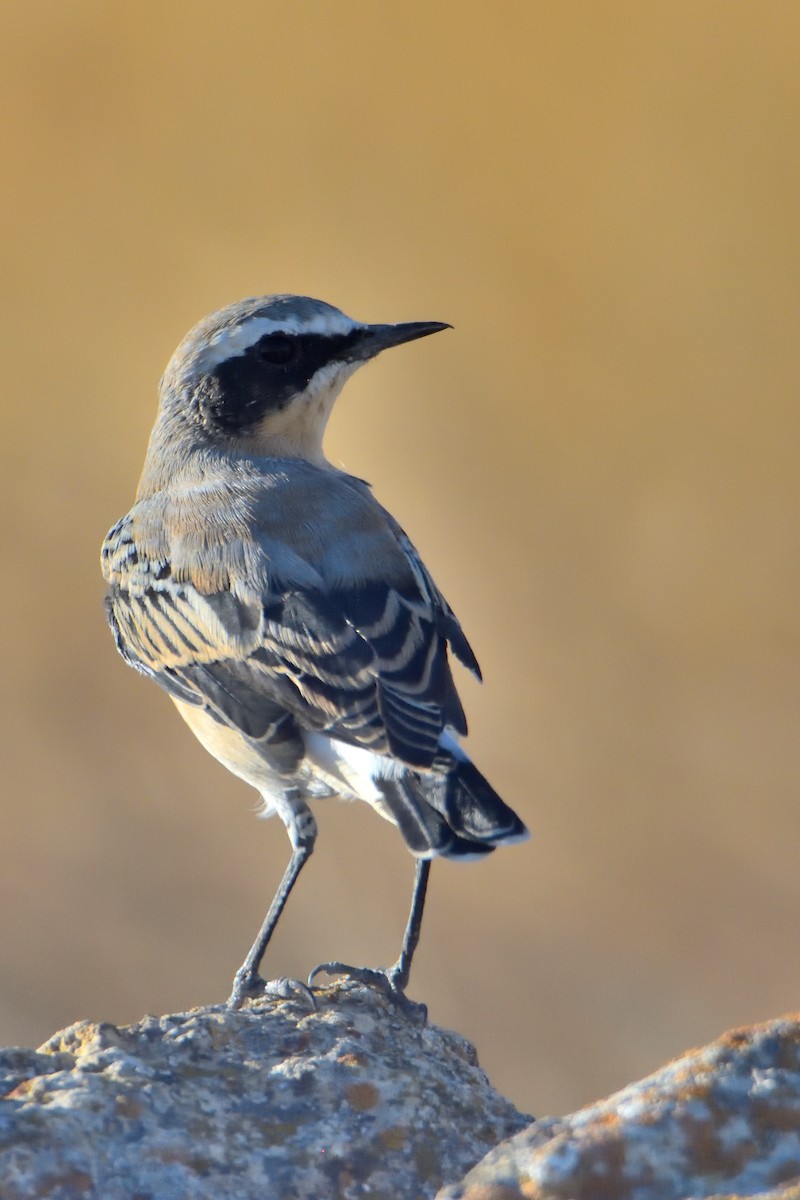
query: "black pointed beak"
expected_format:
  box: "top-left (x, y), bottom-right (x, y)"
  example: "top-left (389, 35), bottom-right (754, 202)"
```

top-left (350, 320), bottom-right (452, 362)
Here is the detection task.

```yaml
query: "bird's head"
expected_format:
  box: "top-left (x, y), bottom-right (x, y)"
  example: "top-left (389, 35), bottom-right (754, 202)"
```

top-left (152, 294), bottom-right (450, 469)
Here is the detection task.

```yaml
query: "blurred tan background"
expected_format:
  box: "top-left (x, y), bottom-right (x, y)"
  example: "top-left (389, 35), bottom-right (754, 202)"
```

top-left (1, 1), bottom-right (798, 1118)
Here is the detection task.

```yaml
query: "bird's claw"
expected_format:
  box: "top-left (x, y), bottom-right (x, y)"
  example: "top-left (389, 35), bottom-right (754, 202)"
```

top-left (308, 960), bottom-right (427, 1023)
top-left (264, 975), bottom-right (317, 1009)
top-left (227, 970), bottom-right (316, 1011)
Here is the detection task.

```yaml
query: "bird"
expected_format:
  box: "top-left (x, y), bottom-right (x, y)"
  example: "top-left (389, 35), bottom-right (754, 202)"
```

top-left (101, 294), bottom-right (529, 1011)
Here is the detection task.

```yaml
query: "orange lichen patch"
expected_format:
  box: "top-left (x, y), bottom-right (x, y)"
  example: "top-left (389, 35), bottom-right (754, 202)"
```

top-left (677, 1079), bottom-right (714, 1100)
top-left (773, 1034), bottom-right (800, 1072)
top-left (592, 1111), bottom-right (624, 1130)
top-left (345, 1081), bottom-right (379, 1111)
top-left (4, 1078), bottom-right (37, 1101)
top-left (379, 1125), bottom-right (408, 1151)
top-left (569, 1136), bottom-right (629, 1200)
top-left (627, 1072), bottom-right (718, 1126)
top-left (681, 1113), bottom-right (750, 1178)
top-left (663, 1065), bottom-right (711, 1093)
top-left (723, 1028), bottom-right (757, 1050)
top-left (261, 1121), bottom-right (298, 1146)
top-left (770, 1185), bottom-right (800, 1200)
top-left (337, 1051), bottom-right (368, 1068)
top-left (32, 1171), bottom-right (94, 1197)
top-left (114, 1094), bottom-right (144, 1120)
top-left (275, 1030), bottom-right (312, 1058)
top-left (205, 1019), bottom-right (237, 1051)
top-left (44, 1020), bottom-right (128, 1061)
top-left (150, 1146), bottom-right (213, 1174)
top-left (413, 1141), bottom-right (440, 1179)
top-left (41, 1022), bottom-right (101, 1056)
top-left (460, 1184), bottom-right (528, 1200)
top-left (151, 1146), bottom-right (191, 1165)
top-left (752, 1096), bottom-right (800, 1135)
top-left (770, 1160), bottom-right (800, 1187)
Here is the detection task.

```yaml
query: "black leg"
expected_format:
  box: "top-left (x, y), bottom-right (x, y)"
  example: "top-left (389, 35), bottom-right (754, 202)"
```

top-left (228, 810), bottom-right (316, 1008)
top-left (387, 858), bottom-right (430, 991)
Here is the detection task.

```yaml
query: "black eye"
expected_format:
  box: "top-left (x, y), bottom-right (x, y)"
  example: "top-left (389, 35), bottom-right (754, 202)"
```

top-left (256, 333), bottom-right (296, 366)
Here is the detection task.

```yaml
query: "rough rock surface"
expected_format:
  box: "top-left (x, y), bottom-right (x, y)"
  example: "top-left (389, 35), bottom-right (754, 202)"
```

top-left (0, 981), bottom-right (528, 1200)
top-left (5, 988), bottom-right (800, 1200)
top-left (437, 1013), bottom-right (800, 1200)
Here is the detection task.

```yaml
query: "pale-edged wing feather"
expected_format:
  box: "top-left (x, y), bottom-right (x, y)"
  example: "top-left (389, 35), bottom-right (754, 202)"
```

top-left (102, 464), bottom-right (480, 771)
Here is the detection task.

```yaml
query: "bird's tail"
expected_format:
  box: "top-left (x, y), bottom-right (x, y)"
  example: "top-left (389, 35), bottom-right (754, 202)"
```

top-left (375, 753), bottom-right (528, 861)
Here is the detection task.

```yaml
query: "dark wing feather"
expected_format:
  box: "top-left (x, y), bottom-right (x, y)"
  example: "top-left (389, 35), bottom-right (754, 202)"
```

top-left (102, 472), bottom-right (480, 771)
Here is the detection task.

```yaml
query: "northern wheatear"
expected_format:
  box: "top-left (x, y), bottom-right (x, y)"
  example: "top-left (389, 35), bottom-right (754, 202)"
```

top-left (102, 294), bottom-right (528, 1009)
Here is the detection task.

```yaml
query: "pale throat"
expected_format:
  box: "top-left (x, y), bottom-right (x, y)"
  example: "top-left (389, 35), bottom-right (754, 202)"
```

top-left (247, 360), bottom-right (358, 465)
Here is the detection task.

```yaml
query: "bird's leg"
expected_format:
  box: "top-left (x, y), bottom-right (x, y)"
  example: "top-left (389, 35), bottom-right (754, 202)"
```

top-left (227, 803), bottom-right (317, 1009)
top-left (385, 857), bottom-right (430, 991)
top-left (309, 858), bottom-right (431, 1019)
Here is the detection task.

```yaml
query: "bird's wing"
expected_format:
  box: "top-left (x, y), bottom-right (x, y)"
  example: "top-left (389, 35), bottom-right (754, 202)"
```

top-left (102, 463), bottom-right (480, 769)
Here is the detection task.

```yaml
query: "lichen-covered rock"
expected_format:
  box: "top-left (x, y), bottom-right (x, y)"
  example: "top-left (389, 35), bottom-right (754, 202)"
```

top-left (0, 981), bottom-right (528, 1200)
top-left (437, 1013), bottom-right (800, 1200)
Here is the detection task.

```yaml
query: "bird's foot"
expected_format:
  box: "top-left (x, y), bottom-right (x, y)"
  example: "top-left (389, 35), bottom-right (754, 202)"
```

top-left (227, 968), bottom-right (316, 1011)
top-left (308, 961), bottom-right (427, 1023)
top-left (227, 966), bottom-right (262, 1009)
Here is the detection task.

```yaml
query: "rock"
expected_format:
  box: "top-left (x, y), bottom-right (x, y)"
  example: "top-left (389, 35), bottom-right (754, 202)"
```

top-left (7, 986), bottom-right (800, 1200)
top-left (0, 981), bottom-right (528, 1200)
top-left (436, 1013), bottom-right (800, 1200)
